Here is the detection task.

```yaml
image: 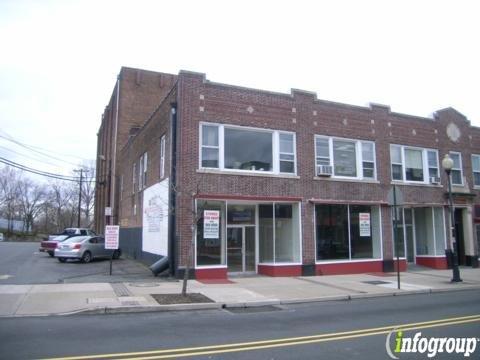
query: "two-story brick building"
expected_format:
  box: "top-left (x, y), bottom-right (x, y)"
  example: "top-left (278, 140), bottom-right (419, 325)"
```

top-left (95, 67), bottom-right (480, 280)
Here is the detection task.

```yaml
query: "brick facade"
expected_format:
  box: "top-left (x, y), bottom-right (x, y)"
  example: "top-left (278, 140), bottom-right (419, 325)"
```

top-left (95, 68), bottom-right (480, 278)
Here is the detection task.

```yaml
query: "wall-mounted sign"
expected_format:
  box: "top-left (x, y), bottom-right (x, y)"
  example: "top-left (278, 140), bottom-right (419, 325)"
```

top-left (204, 210), bottom-right (220, 239)
top-left (142, 178), bottom-right (169, 256)
top-left (359, 213), bottom-right (371, 237)
top-left (105, 207), bottom-right (112, 216)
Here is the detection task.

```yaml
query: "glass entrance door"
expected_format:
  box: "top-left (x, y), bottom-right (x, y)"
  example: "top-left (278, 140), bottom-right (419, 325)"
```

top-left (227, 226), bottom-right (256, 273)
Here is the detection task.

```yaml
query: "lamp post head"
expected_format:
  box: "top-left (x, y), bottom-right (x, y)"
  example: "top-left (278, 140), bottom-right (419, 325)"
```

top-left (442, 154), bottom-right (454, 173)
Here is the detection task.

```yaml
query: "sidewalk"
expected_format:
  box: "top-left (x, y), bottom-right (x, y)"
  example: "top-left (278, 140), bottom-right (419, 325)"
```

top-left (0, 267), bottom-right (479, 317)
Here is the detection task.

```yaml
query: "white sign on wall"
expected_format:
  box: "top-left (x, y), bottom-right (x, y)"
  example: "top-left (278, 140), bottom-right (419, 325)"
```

top-left (359, 213), bottom-right (371, 237)
top-left (105, 225), bottom-right (119, 249)
top-left (142, 178), bottom-right (169, 256)
top-left (203, 210), bottom-right (220, 239)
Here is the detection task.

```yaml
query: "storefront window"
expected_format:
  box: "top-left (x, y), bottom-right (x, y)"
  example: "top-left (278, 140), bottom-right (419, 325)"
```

top-left (316, 204), bottom-right (381, 261)
top-left (259, 203), bottom-right (301, 263)
top-left (316, 205), bottom-right (349, 260)
top-left (196, 200), bottom-right (225, 266)
top-left (392, 207), bottom-right (405, 258)
top-left (259, 205), bottom-right (274, 262)
top-left (434, 207), bottom-right (446, 255)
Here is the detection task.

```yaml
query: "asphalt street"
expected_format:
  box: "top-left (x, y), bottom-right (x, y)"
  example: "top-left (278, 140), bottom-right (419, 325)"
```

top-left (0, 242), bottom-right (152, 284)
top-left (1, 289), bottom-right (479, 359)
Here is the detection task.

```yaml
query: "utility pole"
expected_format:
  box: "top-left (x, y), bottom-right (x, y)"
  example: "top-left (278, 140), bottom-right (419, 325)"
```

top-left (74, 169), bottom-right (88, 228)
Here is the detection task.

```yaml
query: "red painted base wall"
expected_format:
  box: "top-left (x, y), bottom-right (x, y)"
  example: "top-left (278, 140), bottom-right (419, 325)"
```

top-left (195, 268), bottom-right (228, 280)
top-left (393, 259), bottom-right (407, 272)
top-left (258, 265), bottom-right (302, 277)
top-left (316, 261), bottom-right (383, 275)
top-left (416, 256), bottom-right (448, 269)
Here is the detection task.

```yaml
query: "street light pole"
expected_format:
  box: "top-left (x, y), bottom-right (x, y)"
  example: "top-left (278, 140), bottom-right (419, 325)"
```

top-left (442, 154), bottom-right (462, 283)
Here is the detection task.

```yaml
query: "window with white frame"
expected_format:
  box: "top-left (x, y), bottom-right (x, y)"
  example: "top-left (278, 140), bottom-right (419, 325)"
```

top-left (138, 152), bottom-right (148, 190)
top-left (314, 136), bottom-right (376, 180)
top-left (427, 150), bottom-right (439, 179)
top-left (199, 123), bottom-right (296, 175)
top-left (390, 145), bottom-right (439, 183)
top-left (449, 152), bottom-right (463, 185)
top-left (160, 135), bottom-right (166, 179)
top-left (132, 163), bottom-right (136, 194)
top-left (472, 155), bottom-right (480, 187)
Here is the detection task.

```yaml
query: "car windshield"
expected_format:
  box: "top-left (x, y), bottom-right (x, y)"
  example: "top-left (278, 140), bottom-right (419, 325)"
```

top-left (63, 236), bottom-right (89, 244)
top-left (63, 229), bottom-right (77, 235)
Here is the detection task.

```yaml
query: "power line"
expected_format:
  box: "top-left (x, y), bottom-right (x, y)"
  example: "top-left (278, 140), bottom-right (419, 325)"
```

top-left (0, 145), bottom-right (68, 169)
top-left (0, 130), bottom-right (90, 167)
top-left (0, 157), bottom-right (86, 182)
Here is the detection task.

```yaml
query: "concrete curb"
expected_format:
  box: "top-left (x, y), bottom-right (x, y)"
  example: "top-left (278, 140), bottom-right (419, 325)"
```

top-left (2, 284), bottom-right (479, 318)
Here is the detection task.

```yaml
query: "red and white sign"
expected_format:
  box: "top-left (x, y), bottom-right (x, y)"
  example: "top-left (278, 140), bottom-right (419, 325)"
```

top-left (204, 210), bottom-right (220, 239)
top-left (105, 225), bottom-right (119, 250)
top-left (359, 213), bottom-right (371, 237)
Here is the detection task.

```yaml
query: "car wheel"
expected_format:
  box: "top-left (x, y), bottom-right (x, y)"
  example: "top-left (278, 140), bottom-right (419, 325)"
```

top-left (48, 251), bottom-right (54, 257)
top-left (112, 250), bottom-right (121, 260)
top-left (81, 251), bottom-right (92, 263)
top-left (58, 257), bottom-right (67, 263)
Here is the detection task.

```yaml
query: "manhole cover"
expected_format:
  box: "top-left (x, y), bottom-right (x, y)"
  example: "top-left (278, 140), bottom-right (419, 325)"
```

top-left (363, 280), bottom-right (391, 285)
top-left (128, 283), bottom-right (161, 287)
top-left (225, 305), bottom-right (283, 314)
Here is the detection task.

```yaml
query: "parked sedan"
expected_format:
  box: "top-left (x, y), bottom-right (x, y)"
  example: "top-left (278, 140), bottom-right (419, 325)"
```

top-left (54, 236), bottom-right (121, 263)
top-left (40, 235), bottom-right (71, 256)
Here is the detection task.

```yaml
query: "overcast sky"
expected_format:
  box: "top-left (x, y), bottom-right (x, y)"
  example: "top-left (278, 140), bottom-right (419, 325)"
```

top-left (0, 0), bottom-right (479, 180)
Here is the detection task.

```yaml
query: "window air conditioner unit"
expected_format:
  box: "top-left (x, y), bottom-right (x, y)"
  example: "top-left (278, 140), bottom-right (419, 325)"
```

top-left (317, 165), bottom-right (333, 177)
top-left (430, 176), bottom-right (441, 185)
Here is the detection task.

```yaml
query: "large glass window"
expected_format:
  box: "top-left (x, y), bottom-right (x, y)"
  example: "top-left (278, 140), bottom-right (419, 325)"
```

top-left (315, 136), bottom-right (376, 180)
top-left (225, 128), bottom-right (272, 171)
top-left (316, 205), bottom-right (349, 260)
top-left (434, 207), bottom-right (446, 255)
top-left (333, 140), bottom-right (357, 177)
top-left (315, 204), bottom-right (381, 261)
top-left (200, 124), bottom-right (296, 175)
top-left (350, 205), bottom-right (381, 259)
top-left (449, 152), bottom-right (463, 185)
top-left (259, 205), bottom-right (274, 263)
top-left (196, 200), bottom-right (226, 266)
top-left (259, 203), bottom-right (301, 263)
top-left (390, 145), bottom-right (439, 184)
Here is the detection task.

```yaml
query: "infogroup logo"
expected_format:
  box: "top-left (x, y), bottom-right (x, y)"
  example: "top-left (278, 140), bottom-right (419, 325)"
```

top-left (386, 330), bottom-right (479, 359)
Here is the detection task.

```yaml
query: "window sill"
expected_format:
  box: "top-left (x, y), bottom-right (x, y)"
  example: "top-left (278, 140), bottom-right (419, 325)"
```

top-left (197, 168), bottom-right (300, 179)
top-left (315, 258), bottom-right (383, 264)
top-left (390, 181), bottom-right (443, 188)
top-left (314, 177), bottom-right (380, 184)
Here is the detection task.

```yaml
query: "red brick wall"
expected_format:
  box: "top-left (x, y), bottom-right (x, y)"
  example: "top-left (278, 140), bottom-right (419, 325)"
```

top-left (174, 71), bottom-right (480, 267)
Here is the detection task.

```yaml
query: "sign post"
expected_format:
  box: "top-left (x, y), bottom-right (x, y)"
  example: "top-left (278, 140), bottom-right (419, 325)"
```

top-left (387, 186), bottom-right (404, 290)
top-left (105, 225), bottom-right (119, 276)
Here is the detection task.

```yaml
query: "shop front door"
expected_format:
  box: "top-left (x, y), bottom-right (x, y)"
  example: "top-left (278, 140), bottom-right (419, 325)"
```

top-left (227, 226), bottom-right (255, 273)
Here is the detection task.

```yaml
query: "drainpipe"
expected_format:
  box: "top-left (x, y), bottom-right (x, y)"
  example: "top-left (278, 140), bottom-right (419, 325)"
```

top-left (168, 102), bottom-right (178, 277)
top-left (110, 75), bottom-right (120, 225)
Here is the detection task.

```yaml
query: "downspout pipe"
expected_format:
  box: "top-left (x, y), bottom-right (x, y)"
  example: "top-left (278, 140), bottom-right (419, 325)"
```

top-left (168, 102), bottom-right (178, 277)
top-left (111, 75), bottom-right (120, 225)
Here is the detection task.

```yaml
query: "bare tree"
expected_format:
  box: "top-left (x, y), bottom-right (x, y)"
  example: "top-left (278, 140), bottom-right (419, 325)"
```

top-left (17, 177), bottom-right (46, 232)
top-left (48, 180), bottom-right (75, 232)
top-left (80, 162), bottom-right (96, 228)
top-left (0, 166), bottom-right (22, 233)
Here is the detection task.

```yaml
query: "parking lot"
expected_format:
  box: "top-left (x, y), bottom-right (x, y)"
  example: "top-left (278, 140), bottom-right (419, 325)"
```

top-left (0, 242), bottom-right (154, 285)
